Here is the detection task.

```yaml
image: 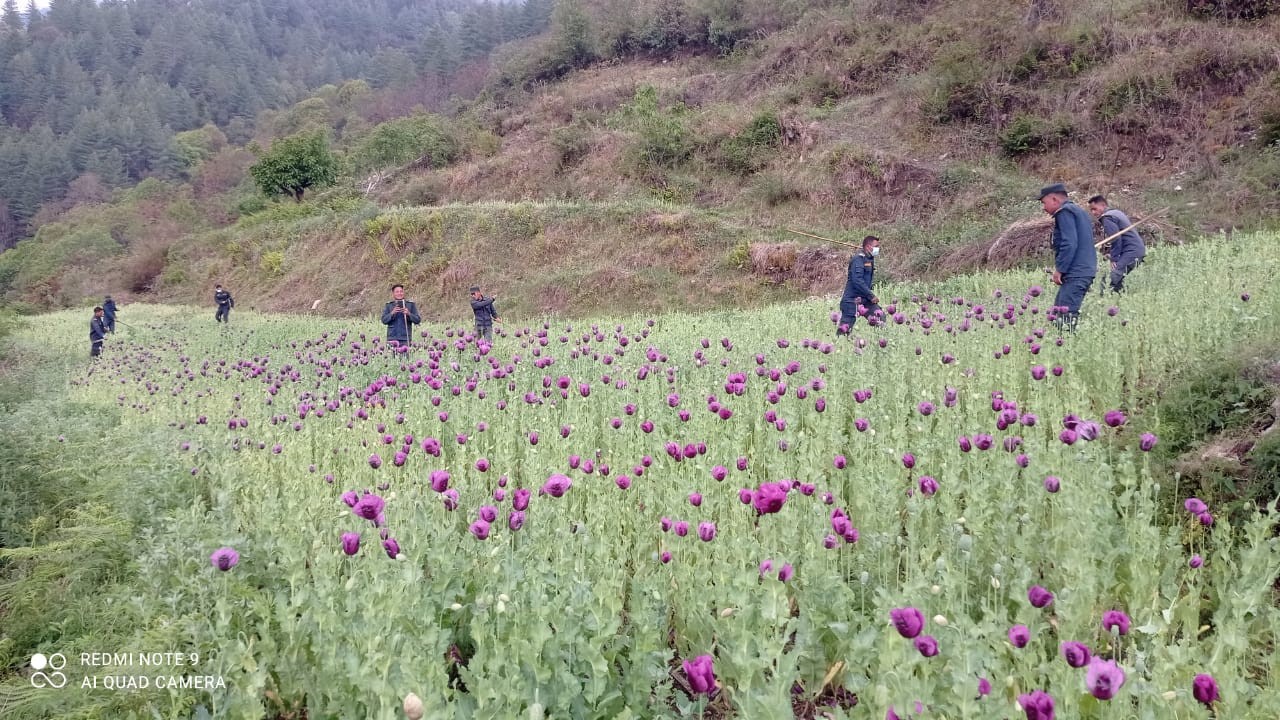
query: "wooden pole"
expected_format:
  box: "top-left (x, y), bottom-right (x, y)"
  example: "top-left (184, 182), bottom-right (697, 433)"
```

top-left (785, 228), bottom-right (862, 249)
top-left (1094, 207), bottom-right (1169, 249)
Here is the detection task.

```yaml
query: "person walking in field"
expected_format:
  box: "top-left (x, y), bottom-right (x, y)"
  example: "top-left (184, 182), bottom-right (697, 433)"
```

top-left (214, 284), bottom-right (234, 323)
top-left (1038, 183), bottom-right (1096, 330)
top-left (90, 306), bottom-right (107, 358)
top-left (1088, 195), bottom-right (1147, 294)
top-left (469, 285), bottom-right (500, 342)
top-left (102, 295), bottom-right (118, 333)
top-left (381, 284), bottom-right (421, 347)
top-left (837, 235), bottom-right (881, 335)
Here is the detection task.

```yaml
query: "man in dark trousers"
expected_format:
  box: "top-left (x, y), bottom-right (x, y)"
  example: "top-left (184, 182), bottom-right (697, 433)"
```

top-left (837, 235), bottom-right (881, 335)
top-left (469, 285), bottom-right (500, 342)
top-left (1038, 183), bottom-right (1097, 329)
top-left (102, 295), bottom-right (117, 333)
top-left (1088, 195), bottom-right (1147, 293)
top-left (90, 306), bottom-right (107, 358)
top-left (381, 284), bottom-right (421, 347)
top-left (214, 284), bottom-right (234, 323)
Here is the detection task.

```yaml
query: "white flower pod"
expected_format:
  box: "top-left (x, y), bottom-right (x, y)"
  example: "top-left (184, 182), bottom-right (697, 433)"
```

top-left (403, 692), bottom-right (424, 720)
top-left (496, 600), bottom-right (506, 614)
top-left (528, 702), bottom-right (545, 720)
top-left (720, 607), bottom-right (736, 617)
top-left (933, 615), bottom-right (948, 626)
top-left (449, 603), bottom-right (463, 611)
top-left (991, 577), bottom-right (1001, 589)
top-left (498, 593), bottom-right (510, 603)
top-left (930, 584), bottom-right (942, 595)
top-left (1161, 691), bottom-right (1176, 701)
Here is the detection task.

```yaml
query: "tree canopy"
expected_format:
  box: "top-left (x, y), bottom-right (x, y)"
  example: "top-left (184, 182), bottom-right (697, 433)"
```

top-left (248, 133), bottom-right (338, 202)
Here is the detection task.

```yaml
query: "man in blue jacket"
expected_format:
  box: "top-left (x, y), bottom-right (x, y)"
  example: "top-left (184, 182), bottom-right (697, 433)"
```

top-left (837, 235), bottom-right (880, 335)
top-left (1038, 183), bottom-right (1096, 329)
top-left (90, 306), bottom-right (107, 357)
top-left (381, 284), bottom-right (421, 347)
top-left (469, 285), bottom-right (500, 341)
top-left (102, 295), bottom-right (117, 333)
top-left (1088, 195), bottom-right (1146, 293)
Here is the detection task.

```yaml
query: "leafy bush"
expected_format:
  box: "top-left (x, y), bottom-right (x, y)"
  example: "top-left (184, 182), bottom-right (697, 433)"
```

top-left (552, 123), bottom-right (593, 169)
top-left (611, 86), bottom-right (696, 173)
top-left (998, 113), bottom-right (1074, 156)
top-left (1156, 351), bottom-right (1276, 456)
top-left (248, 132), bottom-right (339, 202)
top-left (260, 250), bottom-right (285, 277)
top-left (714, 113), bottom-right (782, 174)
top-left (353, 114), bottom-right (462, 174)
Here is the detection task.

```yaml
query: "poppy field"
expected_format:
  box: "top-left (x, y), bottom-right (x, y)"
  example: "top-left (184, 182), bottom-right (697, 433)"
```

top-left (2, 233), bottom-right (1279, 720)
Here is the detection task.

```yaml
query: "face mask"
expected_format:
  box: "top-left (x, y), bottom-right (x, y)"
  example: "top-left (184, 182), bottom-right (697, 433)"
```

top-left (870, 247), bottom-right (880, 257)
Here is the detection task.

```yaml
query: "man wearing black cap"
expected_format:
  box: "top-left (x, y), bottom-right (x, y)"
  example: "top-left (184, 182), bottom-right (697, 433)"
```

top-left (1088, 195), bottom-right (1146, 293)
top-left (1038, 183), bottom-right (1096, 329)
top-left (90, 306), bottom-right (107, 357)
top-left (469, 285), bottom-right (500, 341)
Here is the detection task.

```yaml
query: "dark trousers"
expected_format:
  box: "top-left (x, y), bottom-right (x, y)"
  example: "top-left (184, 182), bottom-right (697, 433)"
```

top-left (837, 300), bottom-right (880, 335)
top-left (215, 305), bottom-right (230, 323)
top-left (476, 323), bottom-right (493, 341)
top-left (91, 342), bottom-right (102, 357)
top-left (1109, 257), bottom-right (1143, 293)
top-left (104, 316), bottom-right (115, 332)
top-left (1054, 275), bottom-right (1094, 329)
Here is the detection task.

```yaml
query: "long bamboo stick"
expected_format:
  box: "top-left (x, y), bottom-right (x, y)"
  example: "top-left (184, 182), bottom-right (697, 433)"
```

top-left (785, 228), bottom-right (862, 249)
top-left (1094, 207), bottom-right (1169, 249)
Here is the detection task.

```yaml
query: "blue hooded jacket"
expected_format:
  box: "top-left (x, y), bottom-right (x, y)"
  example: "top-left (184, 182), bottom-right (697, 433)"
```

top-left (1051, 201), bottom-right (1097, 278)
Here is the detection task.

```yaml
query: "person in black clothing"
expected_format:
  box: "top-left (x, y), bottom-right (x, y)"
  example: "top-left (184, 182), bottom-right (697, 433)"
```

top-left (90, 307), bottom-right (107, 357)
top-left (381, 284), bottom-right (421, 347)
top-left (1087, 195), bottom-right (1147, 293)
top-left (1038, 183), bottom-right (1097, 329)
top-left (837, 235), bottom-right (881, 335)
top-left (469, 285), bottom-right (500, 342)
top-left (102, 295), bottom-right (117, 333)
top-left (214, 284), bottom-right (234, 323)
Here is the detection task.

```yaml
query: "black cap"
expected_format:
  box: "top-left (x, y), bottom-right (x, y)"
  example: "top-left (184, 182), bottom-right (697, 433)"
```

top-left (469, 285), bottom-right (480, 293)
top-left (1036, 183), bottom-right (1068, 201)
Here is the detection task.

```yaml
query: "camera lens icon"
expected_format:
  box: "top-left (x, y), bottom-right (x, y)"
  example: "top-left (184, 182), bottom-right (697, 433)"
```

top-left (30, 652), bottom-right (67, 688)
top-left (31, 653), bottom-right (48, 670)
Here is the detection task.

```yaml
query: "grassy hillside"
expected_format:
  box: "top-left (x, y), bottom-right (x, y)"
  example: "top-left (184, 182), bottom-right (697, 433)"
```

top-left (0, 0), bottom-right (1277, 321)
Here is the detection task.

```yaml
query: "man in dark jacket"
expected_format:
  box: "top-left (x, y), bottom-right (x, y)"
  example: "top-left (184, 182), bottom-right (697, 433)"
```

top-left (102, 295), bottom-right (117, 333)
top-left (1038, 183), bottom-right (1096, 329)
top-left (381, 284), bottom-right (421, 347)
top-left (837, 235), bottom-right (881, 335)
top-left (469, 285), bottom-right (500, 341)
top-left (90, 306), bottom-right (107, 357)
top-left (214, 284), bottom-right (234, 323)
top-left (1088, 195), bottom-right (1146, 293)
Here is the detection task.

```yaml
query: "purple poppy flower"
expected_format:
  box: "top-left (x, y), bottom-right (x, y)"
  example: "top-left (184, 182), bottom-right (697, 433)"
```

top-left (1009, 624), bottom-right (1031, 648)
top-left (1102, 610), bottom-right (1131, 635)
top-left (442, 488), bottom-right (459, 511)
top-left (1018, 690), bottom-right (1055, 720)
top-left (478, 505), bottom-right (498, 523)
top-left (674, 521), bottom-right (689, 537)
top-left (777, 563), bottom-right (794, 582)
top-left (1016, 583), bottom-right (1052, 611)
top-left (823, 535), bottom-right (838, 549)
top-left (736, 456), bottom-right (749, 471)
top-left (382, 537), bottom-right (400, 558)
top-left (758, 559), bottom-right (773, 576)
top-left (1059, 429), bottom-right (1078, 445)
top-left (353, 494), bottom-right (385, 521)
top-left (1086, 658), bottom-right (1126, 700)
top-left (752, 482), bottom-right (789, 514)
top-left (210, 547), bottom-right (239, 571)
top-left (886, 709), bottom-right (900, 720)
top-left (507, 510), bottom-right (525, 531)
top-left (711, 465), bottom-right (728, 481)
top-left (341, 491), bottom-right (359, 507)
top-left (469, 520), bottom-right (491, 540)
top-left (1198, 511), bottom-right (1214, 526)
top-left (368, 453), bottom-right (382, 469)
top-left (1192, 674), bottom-right (1220, 705)
top-left (918, 476), bottom-right (938, 496)
top-left (854, 418), bottom-right (869, 432)
top-left (958, 435), bottom-right (973, 452)
top-left (914, 635), bottom-right (939, 657)
top-left (1061, 641), bottom-right (1091, 668)
top-left (918, 401), bottom-right (935, 416)
top-left (901, 453), bottom-right (916, 469)
top-left (1016, 453), bottom-right (1030, 468)
top-left (1031, 365), bottom-right (1047, 381)
top-left (1044, 476), bottom-right (1060, 493)
top-left (540, 473), bottom-right (572, 497)
top-left (833, 455), bottom-right (847, 469)
top-left (660, 551), bottom-right (672, 564)
top-left (512, 488), bottom-right (530, 511)
top-left (974, 434), bottom-right (994, 450)
top-left (341, 532), bottom-right (360, 556)
top-left (689, 492), bottom-right (703, 507)
top-left (428, 470), bottom-right (450, 493)
top-left (682, 655), bottom-right (716, 695)
top-left (1104, 410), bottom-right (1127, 427)
top-left (1189, 554), bottom-right (1203, 568)
top-left (977, 677), bottom-right (992, 698)
top-left (698, 522), bottom-right (716, 542)
top-left (890, 607), bottom-right (925, 639)
top-left (1139, 433), bottom-right (1158, 451)
top-left (1184, 497), bottom-right (1207, 514)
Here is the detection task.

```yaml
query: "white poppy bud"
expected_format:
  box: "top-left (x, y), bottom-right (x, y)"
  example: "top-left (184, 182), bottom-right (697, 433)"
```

top-left (403, 692), bottom-right (424, 720)
top-left (933, 615), bottom-right (948, 626)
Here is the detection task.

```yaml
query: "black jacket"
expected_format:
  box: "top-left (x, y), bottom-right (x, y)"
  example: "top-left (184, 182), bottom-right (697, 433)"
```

top-left (381, 300), bottom-right (421, 342)
top-left (215, 289), bottom-right (234, 307)
top-left (1051, 201), bottom-right (1097, 277)
top-left (470, 295), bottom-right (498, 325)
top-left (90, 316), bottom-right (107, 344)
top-left (103, 299), bottom-right (117, 317)
top-left (1100, 209), bottom-right (1146, 264)
top-left (841, 251), bottom-right (875, 305)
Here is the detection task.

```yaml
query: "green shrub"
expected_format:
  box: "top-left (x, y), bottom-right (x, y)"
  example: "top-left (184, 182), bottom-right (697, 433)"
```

top-left (725, 241), bottom-right (751, 269)
top-left (998, 113), bottom-right (1074, 156)
top-left (353, 113), bottom-right (462, 174)
top-left (260, 250), bottom-right (285, 277)
top-left (611, 86), bottom-right (696, 173)
top-left (1157, 356), bottom-right (1275, 456)
top-left (717, 112), bottom-right (784, 173)
top-left (552, 123), bottom-right (593, 169)
top-left (746, 174), bottom-right (801, 207)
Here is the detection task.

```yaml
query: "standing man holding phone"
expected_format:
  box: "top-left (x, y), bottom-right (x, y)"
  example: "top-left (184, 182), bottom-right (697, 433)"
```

top-left (381, 284), bottom-right (421, 347)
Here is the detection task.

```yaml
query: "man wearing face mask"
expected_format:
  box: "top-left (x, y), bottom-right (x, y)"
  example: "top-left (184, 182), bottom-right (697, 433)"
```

top-left (837, 235), bottom-right (881, 335)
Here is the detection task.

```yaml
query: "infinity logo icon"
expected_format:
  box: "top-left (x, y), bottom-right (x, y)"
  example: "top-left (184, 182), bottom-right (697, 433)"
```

top-left (30, 653), bottom-right (68, 689)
